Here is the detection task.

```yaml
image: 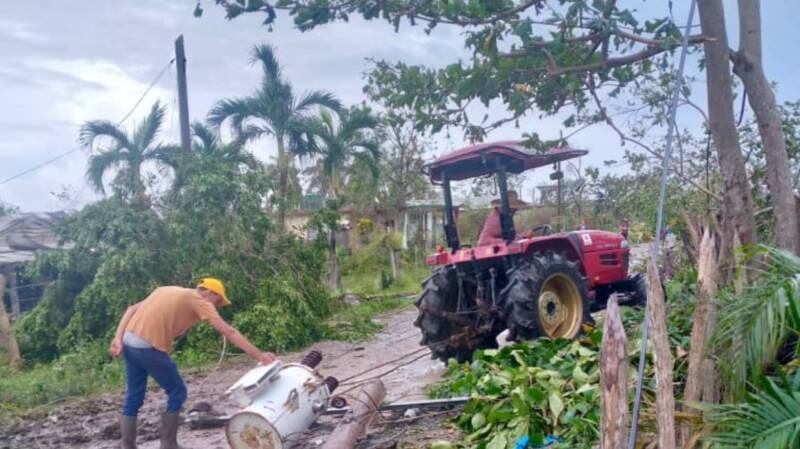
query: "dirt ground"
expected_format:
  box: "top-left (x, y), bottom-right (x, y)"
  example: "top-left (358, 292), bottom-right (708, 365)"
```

top-left (1, 305), bottom-right (459, 449)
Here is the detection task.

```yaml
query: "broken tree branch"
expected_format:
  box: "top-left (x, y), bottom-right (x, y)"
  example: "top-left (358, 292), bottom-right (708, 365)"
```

top-left (600, 293), bottom-right (629, 449)
top-left (586, 82), bottom-right (722, 202)
top-left (648, 260), bottom-right (676, 449)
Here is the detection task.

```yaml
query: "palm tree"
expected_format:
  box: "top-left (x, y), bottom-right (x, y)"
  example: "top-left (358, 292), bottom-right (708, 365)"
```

top-left (208, 44), bottom-right (342, 228)
top-left (303, 108), bottom-right (381, 199)
top-left (190, 121), bottom-right (260, 170)
top-left (301, 107), bottom-right (381, 291)
top-left (80, 102), bottom-right (178, 198)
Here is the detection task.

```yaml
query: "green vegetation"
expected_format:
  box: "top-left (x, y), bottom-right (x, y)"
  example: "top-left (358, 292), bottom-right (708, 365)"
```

top-left (322, 295), bottom-right (414, 341)
top-left (431, 334), bottom-right (605, 449)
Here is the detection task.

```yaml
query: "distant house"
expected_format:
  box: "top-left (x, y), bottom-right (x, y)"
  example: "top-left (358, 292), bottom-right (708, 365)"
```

top-left (0, 213), bottom-right (64, 318)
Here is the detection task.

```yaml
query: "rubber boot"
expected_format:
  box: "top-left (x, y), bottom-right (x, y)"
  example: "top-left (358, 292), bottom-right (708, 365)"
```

top-left (159, 412), bottom-right (187, 449)
top-left (119, 414), bottom-right (137, 449)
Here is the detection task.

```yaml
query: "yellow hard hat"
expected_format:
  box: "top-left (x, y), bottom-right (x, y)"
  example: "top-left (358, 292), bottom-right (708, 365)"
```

top-left (197, 277), bottom-right (231, 306)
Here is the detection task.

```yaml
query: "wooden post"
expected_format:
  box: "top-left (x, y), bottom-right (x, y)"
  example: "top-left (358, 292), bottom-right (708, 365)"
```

top-left (0, 274), bottom-right (21, 371)
top-left (322, 380), bottom-right (386, 449)
top-left (648, 259), bottom-right (676, 449)
top-left (600, 294), bottom-right (629, 449)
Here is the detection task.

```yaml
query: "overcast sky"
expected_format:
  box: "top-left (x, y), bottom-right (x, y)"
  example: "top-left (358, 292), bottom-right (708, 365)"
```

top-left (1, 1), bottom-right (799, 212)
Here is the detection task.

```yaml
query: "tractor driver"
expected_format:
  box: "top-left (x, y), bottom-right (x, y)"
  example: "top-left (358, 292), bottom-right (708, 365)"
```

top-left (477, 190), bottom-right (528, 246)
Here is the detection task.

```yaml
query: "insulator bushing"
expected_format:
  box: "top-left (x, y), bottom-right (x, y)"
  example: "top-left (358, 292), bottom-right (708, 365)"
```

top-left (300, 350), bottom-right (322, 368)
top-left (324, 376), bottom-right (339, 394)
top-left (330, 395), bottom-right (347, 409)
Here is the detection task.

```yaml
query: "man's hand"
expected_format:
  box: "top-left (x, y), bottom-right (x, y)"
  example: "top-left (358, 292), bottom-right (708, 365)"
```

top-left (108, 337), bottom-right (123, 358)
top-left (258, 352), bottom-right (277, 365)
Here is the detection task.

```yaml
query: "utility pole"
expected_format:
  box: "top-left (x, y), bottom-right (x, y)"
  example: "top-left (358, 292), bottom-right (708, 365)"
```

top-left (175, 35), bottom-right (191, 153)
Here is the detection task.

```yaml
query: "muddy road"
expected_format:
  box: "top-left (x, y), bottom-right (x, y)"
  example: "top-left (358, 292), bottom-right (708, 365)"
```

top-left (2, 304), bottom-right (456, 449)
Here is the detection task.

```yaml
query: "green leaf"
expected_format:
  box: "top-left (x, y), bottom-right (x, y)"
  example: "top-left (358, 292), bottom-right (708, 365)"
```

top-left (486, 433), bottom-right (508, 449)
top-left (471, 412), bottom-right (487, 429)
top-left (549, 391), bottom-right (564, 422)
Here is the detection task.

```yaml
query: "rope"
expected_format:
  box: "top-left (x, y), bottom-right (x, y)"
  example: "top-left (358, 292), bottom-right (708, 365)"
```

top-left (627, 1), bottom-right (697, 447)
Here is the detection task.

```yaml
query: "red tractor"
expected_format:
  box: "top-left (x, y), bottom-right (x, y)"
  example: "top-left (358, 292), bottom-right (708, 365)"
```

top-left (414, 141), bottom-right (645, 362)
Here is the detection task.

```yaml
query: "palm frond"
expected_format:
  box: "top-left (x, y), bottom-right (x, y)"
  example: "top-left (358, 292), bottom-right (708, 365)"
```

top-left (78, 120), bottom-right (130, 150)
top-left (191, 121), bottom-right (218, 151)
top-left (208, 97), bottom-right (261, 135)
top-left (339, 108), bottom-right (380, 140)
top-left (132, 102), bottom-right (166, 149)
top-left (703, 374), bottom-right (800, 449)
top-left (294, 90), bottom-right (342, 114)
top-left (85, 148), bottom-right (125, 194)
top-left (713, 245), bottom-right (800, 400)
top-left (251, 43), bottom-right (282, 82)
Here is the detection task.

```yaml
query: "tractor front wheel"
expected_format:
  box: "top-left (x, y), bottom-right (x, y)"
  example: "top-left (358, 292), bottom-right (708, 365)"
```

top-left (414, 268), bottom-right (498, 363)
top-left (501, 253), bottom-right (592, 341)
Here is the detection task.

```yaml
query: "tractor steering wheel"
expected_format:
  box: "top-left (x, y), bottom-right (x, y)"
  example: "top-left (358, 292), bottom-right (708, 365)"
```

top-left (532, 224), bottom-right (552, 236)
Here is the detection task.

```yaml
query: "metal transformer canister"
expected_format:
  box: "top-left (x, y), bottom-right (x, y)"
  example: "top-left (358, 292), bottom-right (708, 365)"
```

top-left (225, 360), bottom-right (331, 449)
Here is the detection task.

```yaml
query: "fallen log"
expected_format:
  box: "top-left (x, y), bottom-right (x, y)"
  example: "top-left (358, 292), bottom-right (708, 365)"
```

top-left (322, 380), bottom-right (386, 449)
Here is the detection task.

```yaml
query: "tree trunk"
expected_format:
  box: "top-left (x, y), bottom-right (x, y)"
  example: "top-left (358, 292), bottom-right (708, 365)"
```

top-left (0, 274), bottom-right (21, 371)
top-left (697, 0), bottom-right (758, 279)
top-left (648, 260), bottom-right (676, 449)
top-left (276, 136), bottom-right (288, 230)
top-left (681, 228), bottom-right (720, 448)
top-left (733, 0), bottom-right (799, 254)
top-left (329, 229), bottom-right (341, 292)
top-left (600, 294), bottom-right (628, 449)
top-left (6, 269), bottom-right (20, 318)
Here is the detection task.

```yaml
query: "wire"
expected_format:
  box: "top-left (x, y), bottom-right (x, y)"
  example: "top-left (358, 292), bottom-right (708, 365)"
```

top-left (116, 58), bottom-right (175, 125)
top-left (627, 1), bottom-right (697, 448)
top-left (0, 58), bottom-right (175, 187)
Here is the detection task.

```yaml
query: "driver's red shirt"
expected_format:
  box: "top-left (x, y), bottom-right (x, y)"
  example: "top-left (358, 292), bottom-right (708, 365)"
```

top-left (477, 208), bottom-right (518, 246)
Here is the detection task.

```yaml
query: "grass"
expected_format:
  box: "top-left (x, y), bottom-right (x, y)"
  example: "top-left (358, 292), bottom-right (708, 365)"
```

top-left (0, 344), bottom-right (124, 416)
top-left (322, 295), bottom-right (415, 341)
top-left (341, 263), bottom-right (430, 296)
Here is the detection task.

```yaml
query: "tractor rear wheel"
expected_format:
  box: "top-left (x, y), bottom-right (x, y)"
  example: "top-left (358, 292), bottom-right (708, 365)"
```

top-left (500, 252), bottom-right (592, 341)
top-left (414, 268), bottom-right (498, 363)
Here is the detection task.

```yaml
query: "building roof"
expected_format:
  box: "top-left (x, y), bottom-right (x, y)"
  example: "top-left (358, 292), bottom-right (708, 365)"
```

top-left (0, 213), bottom-right (65, 267)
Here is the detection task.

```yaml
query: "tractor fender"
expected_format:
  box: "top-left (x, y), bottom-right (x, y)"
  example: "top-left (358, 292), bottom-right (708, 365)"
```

top-left (519, 234), bottom-right (584, 274)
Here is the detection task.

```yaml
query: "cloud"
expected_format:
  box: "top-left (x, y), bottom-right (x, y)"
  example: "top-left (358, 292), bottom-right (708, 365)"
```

top-left (0, 20), bottom-right (48, 43)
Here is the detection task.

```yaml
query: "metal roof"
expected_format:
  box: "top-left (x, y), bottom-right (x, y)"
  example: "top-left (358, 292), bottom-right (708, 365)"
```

top-left (0, 213), bottom-right (65, 267)
top-left (425, 140), bottom-right (587, 182)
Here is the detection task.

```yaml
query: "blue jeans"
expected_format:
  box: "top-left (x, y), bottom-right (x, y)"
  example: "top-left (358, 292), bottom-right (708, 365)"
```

top-left (122, 345), bottom-right (187, 417)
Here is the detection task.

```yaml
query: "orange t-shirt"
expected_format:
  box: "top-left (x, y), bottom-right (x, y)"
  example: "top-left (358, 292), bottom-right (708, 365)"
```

top-left (125, 286), bottom-right (221, 353)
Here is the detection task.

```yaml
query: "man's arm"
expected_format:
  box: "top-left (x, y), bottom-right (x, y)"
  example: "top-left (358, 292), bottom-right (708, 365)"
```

top-left (207, 315), bottom-right (275, 365)
top-left (108, 301), bottom-right (143, 357)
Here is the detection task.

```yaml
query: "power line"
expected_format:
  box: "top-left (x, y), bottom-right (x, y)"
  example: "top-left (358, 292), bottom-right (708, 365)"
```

top-left (0, 58), bottom-right (175, 186)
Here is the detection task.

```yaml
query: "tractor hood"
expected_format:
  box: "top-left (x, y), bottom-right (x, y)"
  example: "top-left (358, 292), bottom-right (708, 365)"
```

top-left (425, 140), bottom-right (588, 183)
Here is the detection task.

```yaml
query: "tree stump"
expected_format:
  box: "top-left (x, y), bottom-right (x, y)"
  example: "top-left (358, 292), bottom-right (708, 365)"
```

top-left (648, 259), bottom-right (676, 449)
top-left (600, 293), bottom-right (629, 449)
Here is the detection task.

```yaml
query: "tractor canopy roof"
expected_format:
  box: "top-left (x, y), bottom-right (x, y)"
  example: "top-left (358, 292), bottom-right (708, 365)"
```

top-left (425, 140), bottom-right (588, 183)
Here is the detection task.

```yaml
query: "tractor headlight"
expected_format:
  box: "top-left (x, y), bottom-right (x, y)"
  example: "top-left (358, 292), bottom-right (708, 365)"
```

top-left (620, 240), bottom-right (629, 249)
